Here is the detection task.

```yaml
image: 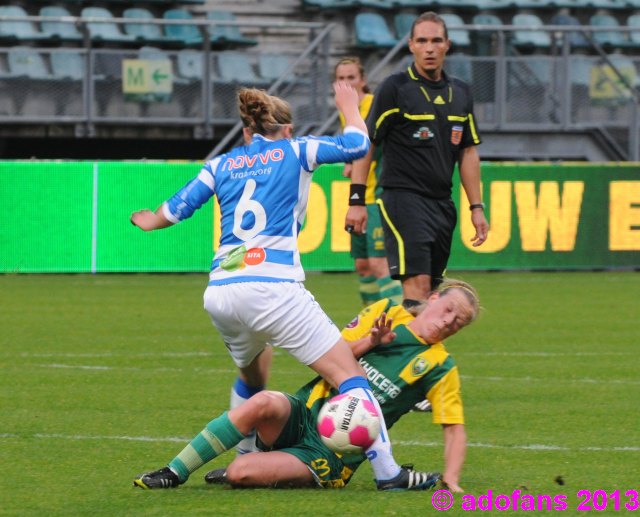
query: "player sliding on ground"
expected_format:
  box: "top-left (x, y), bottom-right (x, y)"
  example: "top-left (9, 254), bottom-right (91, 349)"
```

top-left (134, 279), bottom-right (479, 492)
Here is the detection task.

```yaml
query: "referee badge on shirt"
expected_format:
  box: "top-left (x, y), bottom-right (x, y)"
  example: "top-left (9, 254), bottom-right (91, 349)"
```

top-left (451, 125), bottom-right (463, 145)
top-left (412, 126), bottom-right (434, 141)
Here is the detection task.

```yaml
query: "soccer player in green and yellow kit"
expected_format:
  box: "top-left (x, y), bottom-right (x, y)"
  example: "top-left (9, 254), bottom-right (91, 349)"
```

top-left (134, 278), bottom-right (478, 492)
top-left (335, 57), bottom-right (403, 306)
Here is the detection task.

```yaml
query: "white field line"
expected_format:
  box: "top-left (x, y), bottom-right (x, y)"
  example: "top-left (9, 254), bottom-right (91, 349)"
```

top-left (460, 375), bottom-right (640, 386)
top-left (17, 352), bottom-right (217, 358)
top-left (22, 363), bottom-right (640, 387)
top-left (33, 363), bottom-right (237, 374)
top-left (10, 351), bottom-right (634, 359)
top-left (464, 352), bottom-right (635, 357)
top-left (11, 351), bottom-right (285, 359)
top-left (0, 433), bottom-right (637, 452)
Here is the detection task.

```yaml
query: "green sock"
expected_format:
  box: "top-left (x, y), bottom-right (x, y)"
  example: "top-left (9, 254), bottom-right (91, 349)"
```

top-left (168, 411), bottom-right (245, 482)
top-left (359, 275), bottom-right (381, 305)
top-left (377, 276), bottom-right (403, 305)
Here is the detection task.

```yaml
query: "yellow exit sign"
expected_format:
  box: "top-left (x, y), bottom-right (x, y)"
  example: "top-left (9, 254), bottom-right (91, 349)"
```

top-left (122, 59), bottom-right (173, 95)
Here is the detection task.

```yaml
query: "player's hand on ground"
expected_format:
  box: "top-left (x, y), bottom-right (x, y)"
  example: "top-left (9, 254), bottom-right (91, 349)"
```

top-left (345, 205), bottom-right (367, 235)
top-left (469, 211), bottom-right (489, 247)
top-left (370, 312), bottom-right (396, 348)
top-left (441, 478), bottom-right (464, 493)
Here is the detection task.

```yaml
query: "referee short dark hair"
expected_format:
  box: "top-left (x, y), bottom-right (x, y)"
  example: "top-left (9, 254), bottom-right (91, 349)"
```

top-left (411, 11), bottom-right (449, 40)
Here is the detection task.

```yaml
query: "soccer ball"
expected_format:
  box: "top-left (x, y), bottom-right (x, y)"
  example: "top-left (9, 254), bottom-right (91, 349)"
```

top-left (317, 394), bottom-right (381, 455)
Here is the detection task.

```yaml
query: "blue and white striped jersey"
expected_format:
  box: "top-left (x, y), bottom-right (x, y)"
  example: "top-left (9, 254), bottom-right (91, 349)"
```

top-left (162, 127), bottom-right (369, 285)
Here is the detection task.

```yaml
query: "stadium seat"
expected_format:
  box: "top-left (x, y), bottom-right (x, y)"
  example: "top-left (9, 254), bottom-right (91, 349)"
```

top-left (258, 53), bottom-right (293, 83)
top-left (5, 46), bottom-right (52, 80)
top-left (472, 13), bottom-right (504, 30)
top-left (471, 13), bottom-right (503, 56)
top-left (392, 0), bottom-right (437, 7)
top-left (206, 11), bottom-right (257, 49)
top-left (512, 0), bottom-right (557, 8)
top-left (302, 0), bottom-right (359, 8)
top-left (123, 8), bottom-right (177, 47)
top-left (440, 13), bottom-right (471, 49)
top-left (589, 14), bottom-right (628, 50)
top-left (80, 7), bottom-right (136, 44)
top-left (216, 51), bottom-right (268, 86)
top-left (353, 0), bottom-right (395, 7)
top-left (257, 53), bottom-right (309, 89)
top-left (589, 0), bottom-right (628, 8)
top-left (627, 14), bottom-right (640, 47)
top-left (473, 0), bottom-right (512, 9)
top-left (551, 0), bottom-right (591, 7)
top-left (550, 14), bottom-right (590, 49)
top-left (354, 12), bottom-right (398, 48)
top-left (394, 13), bottom-right (416, 39)
top-left (163, 8), bottom-right (203, 47)
top-left (568, 54), bottom-right (593, 89)
top-left (177, 49), bottom-right (205, 81)
top-left (50, 50), bottom-right (87, 81)
top-left (39, 6), bottom-right (83, 42)
top-left (511, 14), bottom-right (552, 51)
top-left (0, 6), bottom-right (50, 43)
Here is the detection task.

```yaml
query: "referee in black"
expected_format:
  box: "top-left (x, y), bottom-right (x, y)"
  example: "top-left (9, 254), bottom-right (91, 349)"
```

top-left (345, 11), bottom-right (489, 308)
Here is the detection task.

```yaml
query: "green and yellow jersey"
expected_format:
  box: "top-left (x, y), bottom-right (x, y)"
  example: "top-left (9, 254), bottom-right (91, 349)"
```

top-left (293, 299), bottom-right (464, 471)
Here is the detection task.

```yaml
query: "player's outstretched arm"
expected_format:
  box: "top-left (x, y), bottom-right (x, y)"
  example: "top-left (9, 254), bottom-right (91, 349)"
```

top-left (131, 206), bottom-right (174, 232)
top-left (442, 423), bottom-right (466, 493)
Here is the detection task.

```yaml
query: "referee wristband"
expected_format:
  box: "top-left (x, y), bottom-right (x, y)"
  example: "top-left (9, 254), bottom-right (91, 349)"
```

top-left (348, 184), bottom-right (366, 206)
top-left (469, 203), bottom-right (485, 211)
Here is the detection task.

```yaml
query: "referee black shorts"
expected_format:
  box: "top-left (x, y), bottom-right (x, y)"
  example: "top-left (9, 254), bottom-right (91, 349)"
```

top-left (377, 189), bottom-right (457, 285)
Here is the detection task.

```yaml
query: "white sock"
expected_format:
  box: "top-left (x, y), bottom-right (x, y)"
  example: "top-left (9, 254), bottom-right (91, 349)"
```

top-left (338, 377), bottom-right (401, 481)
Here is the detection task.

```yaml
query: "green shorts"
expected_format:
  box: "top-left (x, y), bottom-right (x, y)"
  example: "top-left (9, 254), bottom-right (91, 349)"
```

top-left (350, 203), bottom-right (387, 260)
top-left (258, 394), bottom-right (360, 488)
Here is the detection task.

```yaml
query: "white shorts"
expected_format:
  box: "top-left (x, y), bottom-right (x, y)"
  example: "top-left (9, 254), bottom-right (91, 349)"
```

top-left (203, 282), bottom-right (342, 369)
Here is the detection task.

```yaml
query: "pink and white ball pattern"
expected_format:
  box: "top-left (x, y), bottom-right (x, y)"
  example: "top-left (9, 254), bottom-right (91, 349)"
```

top-left (317, 394), bottom-right (381, 455)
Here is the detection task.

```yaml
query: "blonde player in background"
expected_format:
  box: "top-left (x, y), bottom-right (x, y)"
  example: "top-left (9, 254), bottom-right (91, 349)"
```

top-left (334, 57), bottom-right (403, 307)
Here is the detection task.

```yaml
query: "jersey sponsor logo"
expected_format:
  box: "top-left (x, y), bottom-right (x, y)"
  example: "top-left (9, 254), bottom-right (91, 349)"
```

top-left (345, 315), bottom-right (360, 329)
top-left (359, 358), bottom-right (401, 399)
top-left (451, 125), bottom-right (463, 145)
top-left (411, 357), bottom-right (430, 377)
top-left (222, 148), bottom-right (285, 172)
top-left (412, 126), bottom-right (434, 141)
top-left (220, 244), bottom-right (247, 271)
top-left (244, 247), bottom-right (266, 266)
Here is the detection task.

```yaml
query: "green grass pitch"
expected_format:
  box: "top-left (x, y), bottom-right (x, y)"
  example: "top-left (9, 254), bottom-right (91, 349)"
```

top-left (1, 271), bottom-right (638, 516)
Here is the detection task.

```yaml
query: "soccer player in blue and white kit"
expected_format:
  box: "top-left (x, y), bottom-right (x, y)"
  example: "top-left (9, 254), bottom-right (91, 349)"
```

top-left (132, 83), bottom-right (436, 490)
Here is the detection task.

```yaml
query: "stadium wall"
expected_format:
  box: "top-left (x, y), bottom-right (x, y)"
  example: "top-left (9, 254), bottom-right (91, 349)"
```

top-left (1, 161), bottom-right (639, 273)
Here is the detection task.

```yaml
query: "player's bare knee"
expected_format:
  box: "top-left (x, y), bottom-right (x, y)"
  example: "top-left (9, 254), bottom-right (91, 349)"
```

top-left (226, 457), bottom-right (255, 486)
top-left (248, 390), bottom-right (286, 419)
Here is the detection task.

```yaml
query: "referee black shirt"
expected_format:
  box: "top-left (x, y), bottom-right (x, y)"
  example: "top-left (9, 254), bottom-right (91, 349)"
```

top-left (366, 63), bottom-right (481, 199)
